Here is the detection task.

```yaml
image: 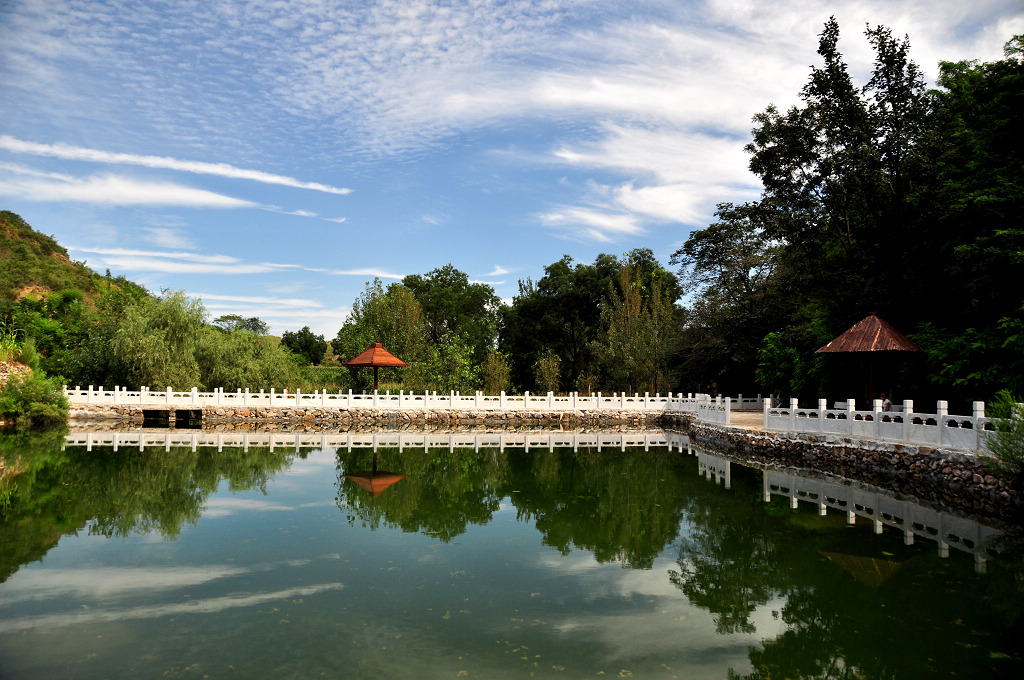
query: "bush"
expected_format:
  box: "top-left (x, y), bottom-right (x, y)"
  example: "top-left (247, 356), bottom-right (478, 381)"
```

top-left (0, 370), bottom-right (70, 427)
top-left (983, 390), bottom-right (1024, 486)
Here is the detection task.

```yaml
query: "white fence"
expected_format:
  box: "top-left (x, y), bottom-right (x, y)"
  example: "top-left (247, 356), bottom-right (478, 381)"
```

top-left (762, 466), bottom-right (1000, 572)
top-left (64, 429), bottom-right (677, 453)
top-left (64, 385), bottom-right (716, 413)
top-left (764, 398), bottom-right (993, 452)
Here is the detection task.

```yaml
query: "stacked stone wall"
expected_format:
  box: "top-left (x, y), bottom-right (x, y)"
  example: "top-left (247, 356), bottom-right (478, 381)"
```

top-left (675, 416), bottom-right (1021, 524)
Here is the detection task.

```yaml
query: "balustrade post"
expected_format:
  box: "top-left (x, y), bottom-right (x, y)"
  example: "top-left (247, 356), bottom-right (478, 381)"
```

top-left (244, 387), bottom-right (250, 406)
top-left (873, 398), bottom-right (882, 438)
top-left (548, 391), bottom-right (554, 409)
top-left (818, 398), bottom-right (827, 433)
top-left (348, 389), bottom-right (353, 408)
top-left (270, 387), bottom-right (275, 407)
top-left (500, 391), bottom-right (506, 410)
top-left (475, 390), bottom-right (480, 409)
top-left (621, 392), bottom-right (626, 409)
top-left (903, 399), bottom-right (914, 442)
top-left (725, 395), bottom-right (731, 424)
top-left (763, 399), bottom-right (770, 430)
top-left (192, 387), bottom-right (198, 405)
top-left (973, 401), bottom-right (985, 450)
top-left (847, 399), bottom-right (855, 436)
top-left (937, 400), bottom-right (948, 447)
top-left (597, 392), bottom-right (602, 410)
top-left (790, 397), bottom-right (798, 432)
top-left (525, 391), bottom-right (530, 410)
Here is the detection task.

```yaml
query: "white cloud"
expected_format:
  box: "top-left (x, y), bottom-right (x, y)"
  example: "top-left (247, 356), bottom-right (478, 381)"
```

top-left (0, 164), bottom-right (257, 208)
top-left (487, 265), bottom-right (511, 276)
top-left (197, 293), bottom-right (325, 308)
top-left (0, 136), bottom-right (352, 195)
top-left (540, 206), bottom-right (644, 243)
top-left (142, 227), bottom-right (197, 250)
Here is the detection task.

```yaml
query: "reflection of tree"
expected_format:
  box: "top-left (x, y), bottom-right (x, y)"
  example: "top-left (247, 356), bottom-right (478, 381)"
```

top-left (335, 447), bottom-right (507, 542)
top-left (662, 457), bottom-right (1024, 680)
top-left (667, 461), bottom-right (783, 634)
top-left (0, 428), bottom-right (294, 582)
top-left (503, 447), bottom-right (691, 568)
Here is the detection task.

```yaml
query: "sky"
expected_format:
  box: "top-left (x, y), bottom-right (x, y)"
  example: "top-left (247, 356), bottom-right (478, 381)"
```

top-left (1, 0), bottom-right (1022, 338)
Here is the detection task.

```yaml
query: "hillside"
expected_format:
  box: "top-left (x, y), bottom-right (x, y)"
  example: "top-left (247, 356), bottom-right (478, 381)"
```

top-left (0, 210), bottom-right (108, 303)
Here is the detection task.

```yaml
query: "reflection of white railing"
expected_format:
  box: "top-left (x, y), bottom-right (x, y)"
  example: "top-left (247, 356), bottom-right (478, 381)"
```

top-left (64, 385), bottom-right (717, 413)
top-left (763, 398), bottom-right (993, 452)
top-left (64, 429), bottom-right (680, 453)
top-left (761, 466), bottom-right (1000, 573)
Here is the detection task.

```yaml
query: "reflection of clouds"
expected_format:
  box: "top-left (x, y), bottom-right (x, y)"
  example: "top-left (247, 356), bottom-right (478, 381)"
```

top-left (0, 565), bottom-right (249, 602)
top-left (536, 555), bottom-right (784, 675)
top-left (202, 497), bottom-right (296, 517)
top-left (0, 583), bottom-right (344, 634)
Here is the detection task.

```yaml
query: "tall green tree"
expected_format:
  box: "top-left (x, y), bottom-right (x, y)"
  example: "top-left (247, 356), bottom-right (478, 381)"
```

top-left (280, 326), bottom-right (327, 366)
top-left (402, 264), bottom-right (500, 365)
top-left (332, 279), bottom-right (435, 391)
top-left (592, 260), bottom-right (679, 394)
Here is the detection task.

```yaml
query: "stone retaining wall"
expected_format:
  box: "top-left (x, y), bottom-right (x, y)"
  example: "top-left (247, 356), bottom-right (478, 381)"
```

top-left (665, 413), bottom-right (1022, 524)
top-left (69, 403), bottom-right (662, 428)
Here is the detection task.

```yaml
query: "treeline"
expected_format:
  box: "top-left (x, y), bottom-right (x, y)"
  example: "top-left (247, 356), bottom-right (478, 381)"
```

top-left (1, 21), bottom-right (1021, 408)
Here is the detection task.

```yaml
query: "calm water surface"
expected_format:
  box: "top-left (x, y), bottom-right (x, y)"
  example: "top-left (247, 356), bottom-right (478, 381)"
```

top-left (0, 427), bottom-right (1021, 679)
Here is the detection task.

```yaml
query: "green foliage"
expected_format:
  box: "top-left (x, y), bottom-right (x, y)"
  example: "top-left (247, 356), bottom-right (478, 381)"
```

top-left (481, 350), bottom-right (511, 395)
top-left (532, 349), bottom-right (561, 394)
top-left (591, 260), bottom-right (679, 394)
top-left (982, 391), bottom-right (1024, 486)
top-left (212, 314), bottom-right (269, 334)
top-left (0, 211), bottom-right (107, 305)
top-left (0, 370), bottom-right (69, 427)
top-left (333, 279), bottom-right (435, 392)
top-left (402, 264), bottom-right (500, 365)
top-left (280, 326), bottom-right (328, 366)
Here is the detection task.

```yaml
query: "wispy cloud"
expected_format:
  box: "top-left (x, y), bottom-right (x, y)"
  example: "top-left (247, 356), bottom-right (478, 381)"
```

top-left (196, 293), bottom-right (325, 308)
top-left (0, 136), bottom-right (352, 195)
top-left (487, 265), bottom-right (511, 276)
top-left (540, 206), bottom-right (644, 243)
top-left (0, 163), bottom-right (257, 208)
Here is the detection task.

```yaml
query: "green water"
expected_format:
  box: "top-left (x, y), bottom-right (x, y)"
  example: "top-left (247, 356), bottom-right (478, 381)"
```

top-left (0, 428), bottom-right (1021, 679)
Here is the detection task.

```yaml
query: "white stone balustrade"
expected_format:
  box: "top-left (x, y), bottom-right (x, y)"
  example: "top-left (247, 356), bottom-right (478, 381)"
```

top-left (63, 385), bottom-right (715, 413)
top-left (763, 397), bottom-right (994, 452)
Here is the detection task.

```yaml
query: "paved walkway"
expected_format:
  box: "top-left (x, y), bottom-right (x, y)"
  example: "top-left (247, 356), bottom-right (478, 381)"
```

top-left (728, 411), bottom-right (764, 431)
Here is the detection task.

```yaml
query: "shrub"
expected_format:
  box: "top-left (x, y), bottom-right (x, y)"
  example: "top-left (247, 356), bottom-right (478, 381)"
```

top-left (0, 370), bottom-right (70, 427)
top-left (983, 390), bottom-right (1024, 486)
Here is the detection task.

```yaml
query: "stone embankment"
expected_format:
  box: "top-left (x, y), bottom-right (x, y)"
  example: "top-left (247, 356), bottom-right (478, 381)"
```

top-left (69, 403), bottom-right (662, 428)
top-left (68, 405), bottom-right (1021, 523)
top-left (664, 412), bottom-right (1022, 524)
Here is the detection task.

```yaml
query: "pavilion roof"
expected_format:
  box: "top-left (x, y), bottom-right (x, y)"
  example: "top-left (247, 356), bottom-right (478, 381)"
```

top-left (345, 343), bottom-right (408, 368)
top-left (815, 314), bottom-right (922, 354)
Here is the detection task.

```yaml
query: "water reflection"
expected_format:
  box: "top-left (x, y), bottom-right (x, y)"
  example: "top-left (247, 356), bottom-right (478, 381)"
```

top-left (1, 426), bottom-right (1022, 679)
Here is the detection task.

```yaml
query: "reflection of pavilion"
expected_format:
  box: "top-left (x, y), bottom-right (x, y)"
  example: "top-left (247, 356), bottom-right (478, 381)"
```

top-left (344, 452), bottom-right (405, 497)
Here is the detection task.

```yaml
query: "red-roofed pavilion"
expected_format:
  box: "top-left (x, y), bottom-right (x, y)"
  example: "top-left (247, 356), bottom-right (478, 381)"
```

top-left (345, 343), bottom-right (407, 391)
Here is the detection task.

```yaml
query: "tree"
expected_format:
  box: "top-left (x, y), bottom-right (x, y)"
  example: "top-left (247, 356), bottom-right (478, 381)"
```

top-left (592, 260), bottom-right (680, 394)
top-left (332, 279), bottom-right (435, 391)
top-left (481, 350), bottom-right (511, 395)
top-left (402, 264), bottom-right (500, 364)
top-left (280, 326), bottom-right (327, 366)
top-left (213, 314), bottom-right (268, 335)
top-left (532, 349), bottom-right (561, 394)
top-left (670, 203), bottom-right (790, 393)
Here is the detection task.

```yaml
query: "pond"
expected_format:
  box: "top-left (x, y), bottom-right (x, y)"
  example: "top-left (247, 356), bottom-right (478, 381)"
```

top-left (0, 427), bottom-right (1021, 679)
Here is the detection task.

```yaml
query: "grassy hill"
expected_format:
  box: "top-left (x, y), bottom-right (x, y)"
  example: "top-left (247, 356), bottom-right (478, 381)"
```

top-left (0, 210), bottom-right (108, 304)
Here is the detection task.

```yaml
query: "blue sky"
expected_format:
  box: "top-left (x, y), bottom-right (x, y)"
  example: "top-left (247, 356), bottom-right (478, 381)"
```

top-left (1, 1), bottom-right (1022, 337)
